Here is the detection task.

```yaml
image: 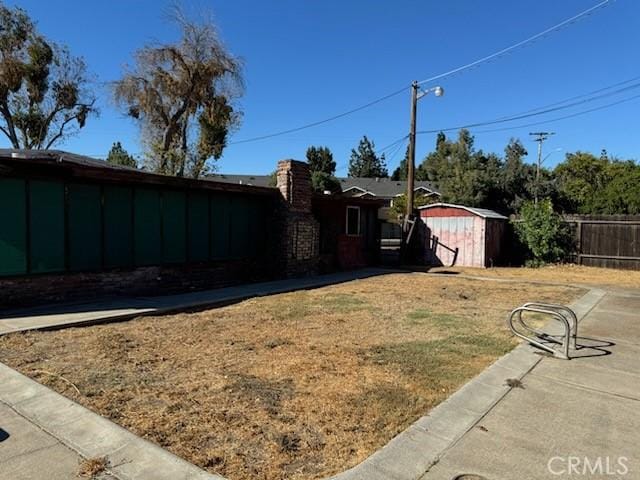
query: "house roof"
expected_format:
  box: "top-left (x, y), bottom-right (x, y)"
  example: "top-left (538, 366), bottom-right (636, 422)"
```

top-left (418, 202), bottom-right (508, 220)
top-left (207, 173), bottom-right (441, 199)
top-left (206, 173), bottom-right (274, 188)
top-left (0, 150), bottom-right (278, 196)
top-left (339, 177), bottom-right (440, 198)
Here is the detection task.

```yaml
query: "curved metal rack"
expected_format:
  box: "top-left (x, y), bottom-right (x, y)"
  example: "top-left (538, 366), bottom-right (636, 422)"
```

top-left (507, 303), bottom-right (578, 360)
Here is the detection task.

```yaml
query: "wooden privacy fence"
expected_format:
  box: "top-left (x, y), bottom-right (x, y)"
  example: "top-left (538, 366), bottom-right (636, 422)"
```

top-left (0, 177), bottom-right (274, 278)
top-left (564, 215), bottom-right (640, 270)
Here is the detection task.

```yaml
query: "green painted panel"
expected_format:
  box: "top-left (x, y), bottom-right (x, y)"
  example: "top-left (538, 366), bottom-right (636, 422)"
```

top-left (104, 185), bottom-right (133, 268)
top-left (187, 191), bottom-right (209, 262)
top-left (211, 194), bottom-right (230, 259)
top-left (0, 178), bottom-right (27, 275)
top-left (134, 188), bottom-right (161, 266)
top-left (230, 196), bottom-right (250, 258)
top-left (29, 180), bottom-right (65, 273)
top-left (246, 197), bottom-right (266, 257)
top-left (162, 190), bottom-right (186, 264)
top-left (68, 184), bottom-right (102, 271)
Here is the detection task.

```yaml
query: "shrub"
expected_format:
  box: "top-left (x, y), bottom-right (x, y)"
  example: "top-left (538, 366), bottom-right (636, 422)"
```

top-left (513, 199), bottom-right (570, 266)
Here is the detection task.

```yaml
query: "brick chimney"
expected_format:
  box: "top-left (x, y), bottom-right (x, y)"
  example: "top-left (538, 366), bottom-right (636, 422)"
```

top-left (277, 159), bottom-right (312, 213)
top-left (275, 159), bottom-right (319, 277)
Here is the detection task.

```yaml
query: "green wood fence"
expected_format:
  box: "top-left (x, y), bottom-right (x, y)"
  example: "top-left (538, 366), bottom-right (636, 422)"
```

top-left (0, 177), bottom-right (272, 277)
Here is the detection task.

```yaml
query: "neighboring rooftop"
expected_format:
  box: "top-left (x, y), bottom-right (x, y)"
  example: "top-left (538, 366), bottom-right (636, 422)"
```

top-left (339, 177), bottom-right (440, 198)
top-left (207, 173), bottom-right (274, 188)
top-left (208, 173), bottom-right (441, 198)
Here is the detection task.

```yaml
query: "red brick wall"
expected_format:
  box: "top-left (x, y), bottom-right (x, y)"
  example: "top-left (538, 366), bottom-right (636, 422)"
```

top-left (0, 259), bottom-right (275, 308)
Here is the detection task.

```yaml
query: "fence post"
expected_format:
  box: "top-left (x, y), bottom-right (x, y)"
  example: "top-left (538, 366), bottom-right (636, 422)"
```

top-left (576, 220), bottom-right (582, 265)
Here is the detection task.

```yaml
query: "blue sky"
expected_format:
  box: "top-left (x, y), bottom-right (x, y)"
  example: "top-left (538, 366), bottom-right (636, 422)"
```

top-left (4, 0), bottom-right (639, 174)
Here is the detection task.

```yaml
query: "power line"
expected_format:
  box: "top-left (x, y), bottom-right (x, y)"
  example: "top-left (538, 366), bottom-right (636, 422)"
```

top-left (229, 1), bottom-right (612, 146)
top-left (471, 92), bottom-right (640, 134)
top-left (416, 78), bottom-right (640, 135)
top-left (496, 73), bottom-right (640, 118)
top-left (417, 0), bottom-right (612, 86)
top-left (335, 135), bottom-right (408, 173)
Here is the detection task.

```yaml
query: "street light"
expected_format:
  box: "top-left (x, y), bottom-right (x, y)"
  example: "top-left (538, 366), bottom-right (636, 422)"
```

top-left (407, 82), bottom-right (444, 219)
top-left (542, 147), bottom-right (563, 165)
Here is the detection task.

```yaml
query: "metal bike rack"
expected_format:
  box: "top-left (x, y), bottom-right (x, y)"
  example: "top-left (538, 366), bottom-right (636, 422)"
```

top-left (507, 302), bottom-right (579, 359)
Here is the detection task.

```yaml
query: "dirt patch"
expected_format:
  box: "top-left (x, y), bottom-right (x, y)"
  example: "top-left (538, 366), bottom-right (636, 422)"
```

top-left (0, 274), bottom-right (583, 480)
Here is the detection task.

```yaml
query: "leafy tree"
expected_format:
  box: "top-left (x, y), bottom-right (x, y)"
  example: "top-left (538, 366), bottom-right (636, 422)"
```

top-left (306, 146), bottom-right (336, 175)
top-left (311, 171), bottom-right (342, 193)
top-left (114, 6), bottom-right (242, 178)
top-left (106, 142), bottom-right (136, 168)
top-left (267, 170), bottom-right (277, 187)
top-left (306, 146), bottom-right (340, 192)
top-left (513, 199), bottom-right (570, 266)
top-left (598, 161), bottom-right (640, 214)
top-left (421, 129), bottom-right (498, 207)
top-left (501, 138), bottom-right (534, 212)
top-left (555, 152), bottom-right (609, 213)
top-left (348, 135), bottom-right (388, 177)
top-left (389, 193), bottom-right (437, 220)
top-left (0, 3), bottom-right (96, 149)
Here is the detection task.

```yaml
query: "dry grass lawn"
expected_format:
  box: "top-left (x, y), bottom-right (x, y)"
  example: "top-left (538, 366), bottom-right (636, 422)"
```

top-left (0, 274), bottom-right (584, 480)
top-left (432, 264), bottom-right (640, 288)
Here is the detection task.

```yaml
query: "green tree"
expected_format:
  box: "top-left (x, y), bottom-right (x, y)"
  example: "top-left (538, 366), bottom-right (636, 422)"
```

top-left (513, 199), bottom-right (569, 266)
top-left (421, 129), bottom-right (497, 207)
top-left (306, 146), bottom-right (336, 175)
top-left (106, 142), bottom-right (136, 168)
top-left (348, 136), bottom-right (388, 177)
top-left (0, 3), bottom-right (96, 149)
top-left (114, 6), bottom-right (242, 178)
top-left (501, 138), bottom-right (534, 212)
top-left (390, 145), bottom-right (427, 181)
top-left (555, 152), bottom-right (609, 213)
top-left (596, 160), bottom-right (640, 214)
top-left (389, 193), bottom-right (436, 220)
top-left (311, 171), bottom-right (342, 193)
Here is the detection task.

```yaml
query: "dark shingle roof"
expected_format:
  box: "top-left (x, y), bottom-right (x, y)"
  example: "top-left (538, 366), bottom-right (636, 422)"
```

top-left (206, 174), bottom-right (274, 188)
top-left (207, 174), bottom-right (440, 198)
top-left (339, 177), bottom-right (440, 198)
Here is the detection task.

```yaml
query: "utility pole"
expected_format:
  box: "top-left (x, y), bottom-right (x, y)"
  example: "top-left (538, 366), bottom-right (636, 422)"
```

top-left (401, 81), bottom-right (443, 264)
top-left (406, 81), bottom-right (419, 218)
top-left (529, 131), bottom-right (555, 203)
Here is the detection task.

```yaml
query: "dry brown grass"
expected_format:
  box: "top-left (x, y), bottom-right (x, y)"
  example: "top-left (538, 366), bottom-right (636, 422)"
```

top-left (78, 456), bottom-right (109, 478)
top-left (0, 274), bottom-right (583, 480)
top-left (432, 264), bottom-right (640, 288)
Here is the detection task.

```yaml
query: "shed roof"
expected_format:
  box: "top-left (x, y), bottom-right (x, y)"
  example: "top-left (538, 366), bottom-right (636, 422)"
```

top-left (418, 202), bottom-right (508, 220)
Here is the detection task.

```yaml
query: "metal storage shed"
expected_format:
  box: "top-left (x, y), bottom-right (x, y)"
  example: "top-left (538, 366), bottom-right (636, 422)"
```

top-left (418, 203), bottom-right (508, 268)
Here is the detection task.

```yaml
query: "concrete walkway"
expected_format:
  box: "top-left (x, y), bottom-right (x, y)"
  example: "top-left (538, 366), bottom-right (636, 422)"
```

top-left (0, 402), bottom-right (115, 480)
top-left (0, 268), bottom-right (393, 335)
top-left (419, 288), bottom-right (640, 480)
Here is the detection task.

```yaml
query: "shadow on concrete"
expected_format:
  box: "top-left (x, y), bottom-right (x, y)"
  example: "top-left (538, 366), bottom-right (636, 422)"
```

top-left (0, 428), bottom-right (9, 442)
top-left (534, 335), bottom-right (615, 359)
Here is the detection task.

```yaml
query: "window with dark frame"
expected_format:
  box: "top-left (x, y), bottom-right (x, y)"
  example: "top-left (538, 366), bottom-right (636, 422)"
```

top-left (346, 206), bottom-right (360, 236)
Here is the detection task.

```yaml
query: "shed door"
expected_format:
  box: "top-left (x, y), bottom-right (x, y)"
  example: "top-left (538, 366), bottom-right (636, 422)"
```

top-left (425, 216), bottom-right (484, 267)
